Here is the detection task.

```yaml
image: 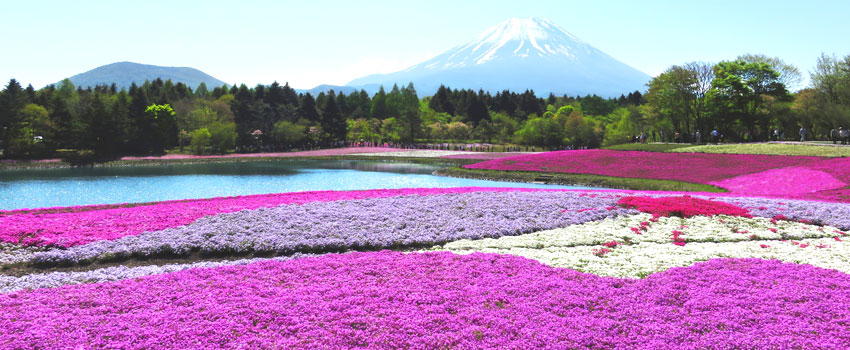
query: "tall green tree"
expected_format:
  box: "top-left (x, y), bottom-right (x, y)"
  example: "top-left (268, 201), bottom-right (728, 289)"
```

top-left (711, 59), bottom-right (788, 135)
top-left (299, 93), bottom-right (320, 124)
top-left (320, 91), bottom-right (346, 141)
top-left (371, 86), bottom-right (388, 119)
top-left (398, 83), bottom-right (422, 142)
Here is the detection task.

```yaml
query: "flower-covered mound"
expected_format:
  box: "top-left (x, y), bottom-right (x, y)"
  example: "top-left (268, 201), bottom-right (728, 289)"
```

top-left (464, 149), bottom-right (821, 183)
top-left (463, 149), bottom-right (850, 202)
top-left (0, 187), bottom-right (557, 248)
top-left (2, 251), bottom-right (849, 349)
top-left (23, 191), bottom-right (630, 266)
top-left (618, 195), bottom-right (752, 218)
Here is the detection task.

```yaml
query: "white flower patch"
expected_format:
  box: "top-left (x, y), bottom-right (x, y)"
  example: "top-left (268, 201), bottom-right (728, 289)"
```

top-left (442, 239), bottom-right (850, 278)
top-left (439, 213), bottom-right (841, 250)
top-left (433, 214), bottom-right (850, 278)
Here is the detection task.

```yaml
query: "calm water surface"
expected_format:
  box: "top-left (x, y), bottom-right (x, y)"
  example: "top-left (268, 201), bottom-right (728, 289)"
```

top-left (0, 160), bottom-right (596, 210)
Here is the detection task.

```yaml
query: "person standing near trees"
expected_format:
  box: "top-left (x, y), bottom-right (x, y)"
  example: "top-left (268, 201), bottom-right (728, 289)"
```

top-left (832, 128), bottom-right (839, 144)
top-left (799, 126), bottom-right (807, 142)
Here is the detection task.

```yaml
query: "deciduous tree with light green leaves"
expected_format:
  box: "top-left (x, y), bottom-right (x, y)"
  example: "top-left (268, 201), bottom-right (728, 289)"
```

top-left (144, 103), bottom-right (178, 154)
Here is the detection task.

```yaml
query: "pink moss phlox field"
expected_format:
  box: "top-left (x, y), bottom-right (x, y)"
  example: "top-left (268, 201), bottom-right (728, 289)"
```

top-left (2, 252), bottom-right (850, 349)
top-left (618, 196), bottom-right (752, 218)
top-left (118, 147), bottom-right (406, 161)
top-left (463, 149), bottom-right (822, 183)
top-left (710, 167), bottom-right (846, 198)
top-left (0, 187), bottom-right (553, 248)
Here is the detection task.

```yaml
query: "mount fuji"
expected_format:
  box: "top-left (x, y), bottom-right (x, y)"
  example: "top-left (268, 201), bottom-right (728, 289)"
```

top-left (344, 17), bottom-right (650, 97)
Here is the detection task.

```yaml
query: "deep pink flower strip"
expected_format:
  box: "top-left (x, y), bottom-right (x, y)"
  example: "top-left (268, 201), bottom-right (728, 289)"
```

top-left (464, 149), bottom-right (822, 184)
top-left (0, 187), bottom-right (553, 248)
top-left (2, 252), bottom-right (849, 349)
top-left (618, 196), bottom-right (752, 218)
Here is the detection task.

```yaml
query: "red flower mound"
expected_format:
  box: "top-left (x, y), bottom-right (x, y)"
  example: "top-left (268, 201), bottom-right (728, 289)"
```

top-left (618, 196), bottom-right (751, 218)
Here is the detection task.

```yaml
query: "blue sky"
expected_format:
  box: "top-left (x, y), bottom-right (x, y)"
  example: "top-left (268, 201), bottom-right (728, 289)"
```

top-left (3, 0), bottom-right (849, 90)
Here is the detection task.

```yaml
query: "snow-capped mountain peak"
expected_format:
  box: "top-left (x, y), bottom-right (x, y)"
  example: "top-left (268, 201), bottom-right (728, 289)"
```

top-left (345, 17), bottom-right (650, 97)
top-left (430, 17), bottom-right (599, 68)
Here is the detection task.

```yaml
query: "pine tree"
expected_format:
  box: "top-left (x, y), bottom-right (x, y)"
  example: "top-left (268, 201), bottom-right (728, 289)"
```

top-left (299, 93), bottom-right (320, 123)
top-left (371, 86), bottom-right (388, 119)
top-left (429, 85), bottom-right (455, 115)
top-left (320, 91), bottom-right (345, 141)
top-left (398, 83), bottom-right (422, 142)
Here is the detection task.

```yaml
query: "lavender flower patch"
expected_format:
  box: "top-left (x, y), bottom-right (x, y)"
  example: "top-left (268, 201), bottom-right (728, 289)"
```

top-left (26, 192), bottom-right (632, 266)
top-left (0, 254), bottom-right (312, 294)
top-left (713, 196), bottom-right (850, 229)
top-left (0, 243), bottom-right (45, 266)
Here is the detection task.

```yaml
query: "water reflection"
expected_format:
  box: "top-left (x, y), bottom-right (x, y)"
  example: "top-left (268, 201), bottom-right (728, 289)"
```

top-left (0, 160), bottom-right (594, 210)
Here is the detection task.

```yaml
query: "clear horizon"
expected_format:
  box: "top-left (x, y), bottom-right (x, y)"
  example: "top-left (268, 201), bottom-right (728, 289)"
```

top-left (3, 0), bottom-right (849, 91)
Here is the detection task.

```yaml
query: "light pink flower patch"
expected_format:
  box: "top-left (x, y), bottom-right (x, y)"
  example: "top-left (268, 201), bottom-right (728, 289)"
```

top-left (119, 147), bottom-right (406, 161)
top-left (710, 167), bottom-right (846, 197)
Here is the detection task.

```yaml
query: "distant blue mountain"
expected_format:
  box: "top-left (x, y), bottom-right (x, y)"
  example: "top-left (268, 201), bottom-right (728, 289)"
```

top-left (344, 17), bottom-right (650, 97)
top-left (294, 84), bottom-right (361, 96)
top-left (61, 62), bottom-right (228, 90)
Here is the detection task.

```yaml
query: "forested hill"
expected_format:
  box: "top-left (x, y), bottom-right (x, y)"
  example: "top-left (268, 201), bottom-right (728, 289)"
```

top-left (62, 62), bottom-right (227, 90)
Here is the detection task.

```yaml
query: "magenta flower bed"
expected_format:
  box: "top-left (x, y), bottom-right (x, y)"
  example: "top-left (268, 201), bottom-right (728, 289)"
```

top-left (119, 147), bottom-right (405, 161)
top-left (709, 167), bottom-right (846, 198)
top-left (618, 196), bottom-right (752, 218)
top-left (0, 187), bottom-right (553, 248)
top-left (464, 149), bottom-right (822, 184)
top-left (2, 251), bottom-right (849, 349)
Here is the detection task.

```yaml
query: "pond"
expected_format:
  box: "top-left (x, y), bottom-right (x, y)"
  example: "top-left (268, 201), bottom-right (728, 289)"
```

top-left (0, 160), bottom-right (599, 210)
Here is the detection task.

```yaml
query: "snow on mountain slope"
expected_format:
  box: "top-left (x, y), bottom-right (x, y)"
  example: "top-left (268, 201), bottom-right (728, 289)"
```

top-left (345, 17), bottom-right (650, 97)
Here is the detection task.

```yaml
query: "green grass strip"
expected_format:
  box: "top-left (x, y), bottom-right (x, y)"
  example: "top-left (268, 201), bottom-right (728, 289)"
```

top-left (436, 167), bottom-right (727, 193)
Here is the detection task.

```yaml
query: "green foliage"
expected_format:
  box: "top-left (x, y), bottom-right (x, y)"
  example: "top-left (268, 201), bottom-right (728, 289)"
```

top-left (345, 118), bottom-right (379, 143)
top-left (144, 103), bottom-right (178, 154)
top-left (447, 121), bottom-right (472, 141)
top-left (380, 117), bottom-right (403, 143)
top-left (189, 128), bottom-right (211, 155)
top-left (514, 115), bottom-right (561, 147)
top-left (579, 95), bottom-right (616, 116)
top-left (491, 112), bottom-right (519, 143)
top-left (271, 120), bottom-right (307, 147)
top-left (7, 103), bottom-right (51, 157)
top-left (209, 122), bottom-right (236, 153)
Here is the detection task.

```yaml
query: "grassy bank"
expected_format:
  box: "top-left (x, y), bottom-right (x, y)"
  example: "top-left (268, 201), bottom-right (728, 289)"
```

top-left (436, 167), bottom-right (727, 193)
top-left (605, 142), bottom-right (850, 157)
top-left (671, 143), bottom-right (850, 157)
top-left (603, 143), bottom-right (696, 152)
top-left (0, 154), bottom-right (479, 170)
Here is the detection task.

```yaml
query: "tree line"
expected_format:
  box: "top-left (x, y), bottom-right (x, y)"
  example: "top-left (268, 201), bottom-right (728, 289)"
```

top-left (2, 52), bottom-right (848, 159)
top-left (0, 76), bottom-right (640, 158)
top-left (631, 53), bottom-right (850, 143)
